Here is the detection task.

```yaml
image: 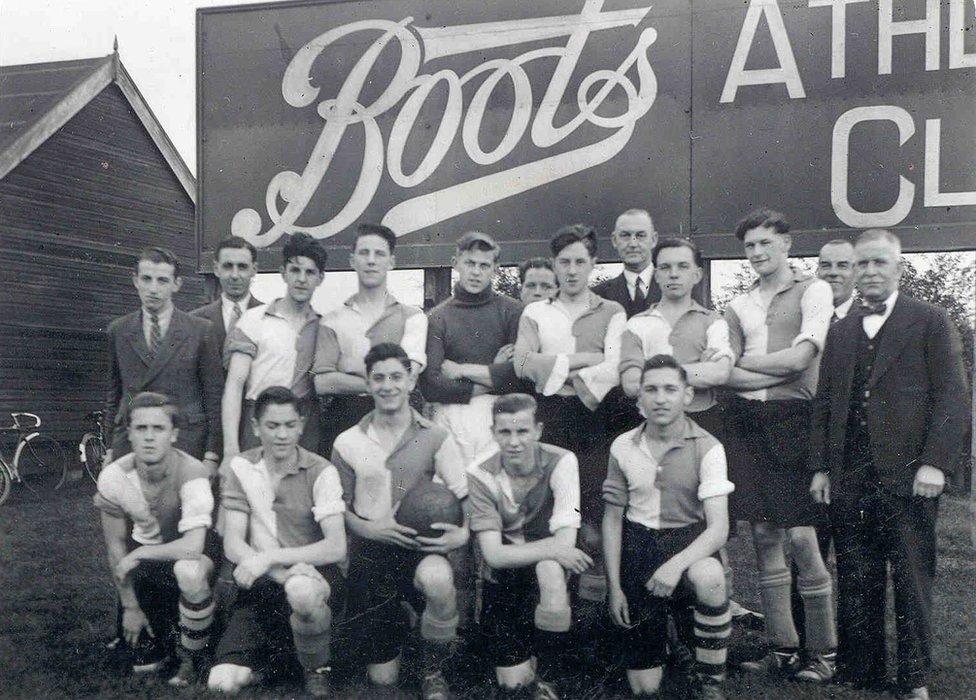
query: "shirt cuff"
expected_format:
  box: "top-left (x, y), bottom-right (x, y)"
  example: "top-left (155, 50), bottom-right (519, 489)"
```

top-left (541, 354), bottom-right (570, 396)
top-left (698, 480), bottom-right (735, 500)
top-left (791, 333), bottom-right (823, 353)
top-left (178, 514), bottom-right (213, 533)
top-left (549, 511), bottom-right (581, 533)
top-left (312, 500), bottom-right (346, 521)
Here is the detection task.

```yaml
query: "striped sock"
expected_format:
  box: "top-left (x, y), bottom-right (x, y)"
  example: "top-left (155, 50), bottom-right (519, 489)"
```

top-left (694, 601), bottom-right (731, 681)
top-left (797, 574), bottom-right (837, 653)
top-left (290, 606), bottom-right (333, 671)
top-left (179, 593), bottom-right (215, 653)
top-left (759, 567), bottom-right (800, 649)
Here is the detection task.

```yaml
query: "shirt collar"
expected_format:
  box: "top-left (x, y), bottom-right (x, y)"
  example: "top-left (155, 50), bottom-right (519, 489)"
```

top-left (629, 416), bottom-right (707, 451)
top-left (834, 295), bottom-right (855, 319)
top-left (142, 304), bottom-right (174, 325)
top-left (222, 294), bottom-right (250, 312)
top-left (864, 291), bottom-right (899, 323)
top-left (643, 299), bottom-right (709, 321)
top-left (480, 445), bottom-right (544, 479)
top-left (747, 267), bottom-right (808, 301)
top-left (344, 291), bottom-right (399, 313)
top-left (623, 267), bottom-right (654, 291)
top-left (264, 297), bottom-right (320, 324)
top-left (356, 407), bottom-right (431, 436)
top-left (238, 446), bottom-right (315, 475)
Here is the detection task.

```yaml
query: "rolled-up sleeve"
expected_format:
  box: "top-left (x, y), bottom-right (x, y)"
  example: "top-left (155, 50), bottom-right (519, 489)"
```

top-left (178, 478), bottom-right (215, 532)
top-left (704, 318), bottom-right (735, 363)
top-left (311, 465), bottom-right (346, 521)
top-left (602, 452), bottom-right (629, 508)
top-left (329, 446), bottom-right (357, 509)
top-left (434, 434), bottom-right (469, 500)
top-left (697, 444), bottom-right (735, 500)
top-left (619, 326), bottom-right (646, 377)
top-left (793, 280), bottom-right (833, 354)
top-left (466, 472), bottom-right (503, 533)
top-left (514, 311), bottom-right (567, 394)
top-left (311, 323), bottom-right (342, 376)
top-left (548, 453), bottom-right (581, 532)
top-left (575, 310), bottom-right (626, 409)
top-left (223, 325), bottom-right (258, 368)
top-left (93, 467), bottom-right (126, 519)
top-left (221, 461), bottom-right (251, 514)
top-left (401, 310), bottom-right (428, 372)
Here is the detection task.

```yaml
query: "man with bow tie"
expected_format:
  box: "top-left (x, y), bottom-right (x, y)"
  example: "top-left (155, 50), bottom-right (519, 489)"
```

top-left (809, 229), bottom-right (970, 699)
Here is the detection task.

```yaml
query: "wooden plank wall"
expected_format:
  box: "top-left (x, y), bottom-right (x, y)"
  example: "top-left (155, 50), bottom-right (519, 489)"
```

top-left (0, 84), bottom-right (204, 443)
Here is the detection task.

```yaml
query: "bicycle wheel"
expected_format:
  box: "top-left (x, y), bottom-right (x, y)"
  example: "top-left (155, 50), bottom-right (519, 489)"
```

top-left (81, 434), bottom-right (106, 483)
top-left (0, 464), bottom-right (11, 505)
top-left (16, 434), bottom-right (67, 493)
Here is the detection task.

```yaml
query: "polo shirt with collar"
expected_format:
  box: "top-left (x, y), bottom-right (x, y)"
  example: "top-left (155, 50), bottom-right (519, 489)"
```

top-left (623, 267), bottom-right (654, 301)
top-left (619, 301), bottom-right (734, 412)
top-left (862, 291), bottom-right (898, 339)
top-left (330, 409), bottom-right (468, 521)
top-left (141, 304), bottom-right (174, 347)
top-left (221, 446), bottom-right (345, 552)
top-left (221, 294), bottom-right (252, 331)
top-left (724, 270), bottom-right (833, 402)
top-left (833, 295), bottom-right (854, 321)
top-left (224, 298), bottom-right (321, 400)
top-left (467, 442), bottom-right (581, 545)
top-left (514, 291), bottom-right (627, 410)
top-left (94, 449), bottom-right (213, 545)
top-left (602, 417), bottom-right (733, 530)
top-left (313, 292), bottom-right (427, 380)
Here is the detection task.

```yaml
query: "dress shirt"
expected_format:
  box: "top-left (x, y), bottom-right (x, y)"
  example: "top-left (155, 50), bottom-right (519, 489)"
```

top-left (833, 295), bottom-right (855, 321)
top-left (142, 304), bottom-right (174, 348)
top-left (862, 291), bottom-right (899, 339)
top-left (623, 267), bottom-right (654, 302)
top-left (221, 294), bottom-right (251, 331)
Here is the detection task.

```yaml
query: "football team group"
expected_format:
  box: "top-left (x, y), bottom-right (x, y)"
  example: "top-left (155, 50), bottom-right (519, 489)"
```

top-left (95, 207), bottom-right (968, 699)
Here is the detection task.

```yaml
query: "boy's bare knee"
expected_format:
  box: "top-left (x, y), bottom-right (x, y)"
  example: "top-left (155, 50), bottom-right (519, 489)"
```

top-left (284, 574), bottom-right (329, 615)
top-left (415, 555), bottom-right (454, 598)
top-left (687, 558), bottom-right (726, 601)
top-left (173, 559), bottom-right (210, 594)
top-left (535, 560), bottom-right (568, 601)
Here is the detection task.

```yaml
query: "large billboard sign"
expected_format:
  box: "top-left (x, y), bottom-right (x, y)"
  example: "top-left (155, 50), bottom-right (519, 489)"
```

top-left (197, 0), bottom-right (976, 269)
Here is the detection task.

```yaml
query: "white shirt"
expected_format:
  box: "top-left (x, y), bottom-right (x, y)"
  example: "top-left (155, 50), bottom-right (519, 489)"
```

top-left (623, 267), bottom-right (654, 301)
top-left (833, 296), bottom-right (855, 321)
top-left (862, 291), bottom-right (898, 339)
top-left (221, 294), bottom-right (251, 331)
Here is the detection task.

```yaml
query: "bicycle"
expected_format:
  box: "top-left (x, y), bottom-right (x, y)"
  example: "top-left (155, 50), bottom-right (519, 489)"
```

top-left (78, 410), bottom-right (107, 484)
top-left (0, 412), bottom-right (67, 505)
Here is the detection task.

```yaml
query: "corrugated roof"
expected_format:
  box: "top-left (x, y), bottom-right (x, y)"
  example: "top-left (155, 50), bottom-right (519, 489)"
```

top-left (0, 53), bottom-right (194, 202)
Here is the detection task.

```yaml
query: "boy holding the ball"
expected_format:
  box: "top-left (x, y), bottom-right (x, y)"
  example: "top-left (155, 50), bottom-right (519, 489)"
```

top-left (331, 342), bottom-right (469, 698)
top-left (467, 393), bottom-right (591, 699)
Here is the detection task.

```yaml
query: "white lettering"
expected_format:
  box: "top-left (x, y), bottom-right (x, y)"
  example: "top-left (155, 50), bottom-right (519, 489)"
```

top-left (949, 0), bottom-right (976, 69)
top-left (924, 118), bottom-right (976, 206)
top-left (720, 0), bottom-right (805, 104)
top-left (808, 0), bottom-right (870, 79)
top-left (878, 0), bottom-right (940, 74)
top-left (831, 105), bottom-right (915, 227)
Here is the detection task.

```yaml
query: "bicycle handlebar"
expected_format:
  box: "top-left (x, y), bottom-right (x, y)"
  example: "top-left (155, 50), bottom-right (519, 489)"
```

top-left (7, 412), bottom-right (41, 430)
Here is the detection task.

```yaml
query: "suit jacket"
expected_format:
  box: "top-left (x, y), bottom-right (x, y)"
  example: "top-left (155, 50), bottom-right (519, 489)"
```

top-left (191, 295), bottom-right (263, 356)
top-left (104, 308), bottom-right (223, 456)
top-left (809, 294), bottom-right (970, 501)
top-left (592, 272), bottom-right (662, 319)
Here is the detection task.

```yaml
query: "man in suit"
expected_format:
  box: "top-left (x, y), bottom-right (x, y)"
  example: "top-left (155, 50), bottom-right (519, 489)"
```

top-left (809, 229), bottom-right (969, 700)
top-left (103, 247), bottom-right (222, 472)
top-left (192, 236), bottom-right (263, 364)
top-left (592, 208), bottom-right (662, 318)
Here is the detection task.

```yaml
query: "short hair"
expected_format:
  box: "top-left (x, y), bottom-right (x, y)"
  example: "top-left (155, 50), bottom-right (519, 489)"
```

top-left (455, 231), bottom-right (500, 261)
top-left (856, 228), bottom-right (902, 254)
top-left (652, 237), bottom-right (703, 268)
top-left (282, 232), bottom-right (328, 271)
top-left (355, 223), bottom-right (397, 254)
top-left (734, 208), bottom-right (790, 241)
top-left (136, 246), bottom-right (181, 278)
top-left (253, 386), bottom-right (303, 420)
top-left (550, 224), bottom-right (597, 257)
top-left (492, 393), bottom-right (538, 422)
top-left (364, 342), bottom-right (412, 375)
top-left (126, 391), bottom-right (182, 428)
top-left (517, 257), bottom-right (554, 283)
top-left (641, 354), bottom-right (688, 384)
top-left (615, 208), bottom-right (653, 228)
top-left (214, 236), bottom-right (257, 264)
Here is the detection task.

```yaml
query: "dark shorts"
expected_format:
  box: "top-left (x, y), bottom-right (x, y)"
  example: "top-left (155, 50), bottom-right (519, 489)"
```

top-left (214, 565), bottom-right (343, 674)
top-left (723, 397), bottom-right (826, 528)
top-left (537, 394), bottom-right (609, 523)
top-left (345, 538), bottom-right (428, 665)
top-left (617, 520), bottom-right (713, 671)
top-left (479, 566), bottom-right (544, 668)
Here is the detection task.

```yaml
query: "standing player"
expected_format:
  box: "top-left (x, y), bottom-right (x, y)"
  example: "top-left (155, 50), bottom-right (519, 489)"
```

top-left (421, 232), bottom-right (524, 464)
top-left (809, 230), bottom-right (968, 699)
top-left (104, 247), bottom-right (222, 466)
top-left (518, 258), bottom-right (558, 304)
top-left (207, 386), bottom-right (346, 697)
top-left (602, 356), bottom-right (733, 700)
top-left (467, 393), bottom-right (591, 699)
top-left (592, 209), bottom-right (661, 318)
top-left (514, 224), bottom-right (626, 600)
top-left (332, 343), bottom-right (469, 698)
top-left (722, 209), bottom-right (837, 681)
top-left (222, 233), bottom-right (327, 459)
top-left (94, 392), bottom-right (216, 686)
top-left (313, 223), bottom-right (427, 454)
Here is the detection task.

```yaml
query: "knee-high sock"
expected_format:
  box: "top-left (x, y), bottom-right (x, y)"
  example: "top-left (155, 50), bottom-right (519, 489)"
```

top-left (534, 605), bottom-right (571, 676)
top-left (179, 593), bottom-right (215, 653)
top-left (420, 610), bottom-right (459, 673)
top-left (797, 574), bottom-right (837, 654)
top-left (694, 601), bottom-right (731, 681)
top-left (759, 568), bottom-right (800, 649)
top-left (290, 606), bottom-right (332, 671)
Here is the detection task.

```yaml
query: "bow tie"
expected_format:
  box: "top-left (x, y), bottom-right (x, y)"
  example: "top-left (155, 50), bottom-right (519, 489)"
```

top-left (860, 301), bottom-right (887, 316)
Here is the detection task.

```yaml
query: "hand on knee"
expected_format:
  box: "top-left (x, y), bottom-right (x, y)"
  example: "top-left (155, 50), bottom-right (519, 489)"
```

top-left (207, 664), bottom-right (252, 694)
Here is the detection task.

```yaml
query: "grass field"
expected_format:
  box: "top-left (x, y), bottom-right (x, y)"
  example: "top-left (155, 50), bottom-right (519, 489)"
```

top-left (1, 480), bottom-right (973, 699)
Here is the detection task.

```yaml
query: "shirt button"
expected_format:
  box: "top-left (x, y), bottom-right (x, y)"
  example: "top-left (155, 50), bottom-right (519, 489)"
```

top-left (864, 390), bottom-right (870, 398)
top-left (860, 420), bottom-right (867, 427)
top-left (868, 345), bottom-right (874, 350)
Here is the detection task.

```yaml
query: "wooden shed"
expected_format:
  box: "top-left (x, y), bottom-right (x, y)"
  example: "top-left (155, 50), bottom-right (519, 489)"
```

top-left (0, 50), bottom-right (205, 444)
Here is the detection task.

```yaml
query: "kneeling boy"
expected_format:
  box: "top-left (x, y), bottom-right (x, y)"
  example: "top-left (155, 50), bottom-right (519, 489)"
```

top-left (332, 342), bottom-right (469, 698)
top-left (94, 392), bottom-right (216, 686)
top-left (602, 356), bottom-right (733, 699)
top-left (467, 393), bottom-right (591, 699)
top-left (208, 386), bottom-right (346, 697)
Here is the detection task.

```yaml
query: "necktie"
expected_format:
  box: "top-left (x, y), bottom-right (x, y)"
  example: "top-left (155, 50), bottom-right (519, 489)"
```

top-left (633, 277), bottom-right (646, 309)
top-left (148, 310), bottom-right (161, 358)
top-left (860, 301), bottom-right (887, 316)
top-left (230, 302), bottom-right (243, 330)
